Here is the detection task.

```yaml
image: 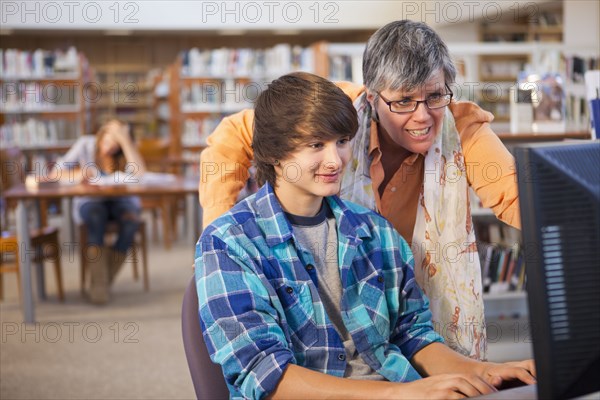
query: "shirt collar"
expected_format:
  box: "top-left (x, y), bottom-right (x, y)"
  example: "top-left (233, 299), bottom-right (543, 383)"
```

top-left (368, 122), bottom-right (421, 165)
top-left (253, 183), bottom-right (294, 247)
top-left (253, 183), bottom-right (371, 247)
top-left (368, 119), bottom-right (380, 156)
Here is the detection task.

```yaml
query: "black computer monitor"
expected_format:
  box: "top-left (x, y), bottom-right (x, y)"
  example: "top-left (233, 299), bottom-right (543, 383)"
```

top-left (515, 141), bottom-right (600, 400)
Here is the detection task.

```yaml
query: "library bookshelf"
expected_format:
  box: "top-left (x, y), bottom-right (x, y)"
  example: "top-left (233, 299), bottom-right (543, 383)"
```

top-left (0, 48), bottom-right (93, 167)
top-left (166, 43), bottom-right (320, 160)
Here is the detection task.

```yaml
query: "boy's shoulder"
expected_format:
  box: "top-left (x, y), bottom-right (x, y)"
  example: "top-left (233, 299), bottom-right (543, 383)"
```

top-left (333, 196), bottom-right (394, 229)
top-left (329, 196), bottom-right (408, 248)
top-left (332, 196), bottom-right (413, 263)
top-left (201, 194), bottom-right (260, 238)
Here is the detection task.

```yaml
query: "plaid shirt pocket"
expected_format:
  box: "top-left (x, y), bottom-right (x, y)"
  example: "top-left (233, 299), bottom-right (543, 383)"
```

top-left (273, 279), bottom-right (319, 352)
top-left (357, 274), bottom-right (390, 340)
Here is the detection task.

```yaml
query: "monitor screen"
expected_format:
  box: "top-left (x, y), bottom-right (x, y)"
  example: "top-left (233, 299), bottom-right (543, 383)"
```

top-left (515, 141), bottom-right (600, 400)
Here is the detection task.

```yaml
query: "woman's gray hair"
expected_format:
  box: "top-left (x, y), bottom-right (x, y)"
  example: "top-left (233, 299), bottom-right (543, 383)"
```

top-left (363, 20), bottom-right (457, 93)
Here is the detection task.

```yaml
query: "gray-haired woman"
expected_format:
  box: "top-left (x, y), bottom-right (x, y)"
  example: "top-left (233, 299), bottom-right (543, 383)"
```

top-left (199, 20), bottom-right (519, 361)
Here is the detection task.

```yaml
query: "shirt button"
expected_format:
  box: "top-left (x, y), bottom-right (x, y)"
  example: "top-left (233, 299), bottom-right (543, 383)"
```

top-left (338, 353), bottom-right (346, 361)
top-left (377, 275), bottom-right (384, 283)
top-left (286, 287), bottom-right (293, 294)
top-left (306, 264), bottom-right (314, 271)
top-left (390, 186), bottom-right (397, 192)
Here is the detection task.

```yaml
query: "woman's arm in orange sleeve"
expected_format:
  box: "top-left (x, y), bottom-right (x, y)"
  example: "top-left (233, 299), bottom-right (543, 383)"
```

top-left (199, 109), bottom-right (255, 227)
top-left (335, 81), bottom-right (365, 100)
top-left (453, 102), bottom-right (521, 229)
top-left (466, 126), bottom-right (520, 229)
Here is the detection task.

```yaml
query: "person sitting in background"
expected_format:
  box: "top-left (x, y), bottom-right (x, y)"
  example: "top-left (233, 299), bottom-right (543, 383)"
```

top-left (195, 72), bottom-right (535, 400)
top-left (198, 20), bottom-right (520, 359)
top-left (53, 119), bottom-right (146, 304)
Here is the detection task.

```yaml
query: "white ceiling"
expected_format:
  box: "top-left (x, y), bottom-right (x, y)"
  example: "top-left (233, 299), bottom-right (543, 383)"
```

top-left (1, 0), bottom-right (559, 33)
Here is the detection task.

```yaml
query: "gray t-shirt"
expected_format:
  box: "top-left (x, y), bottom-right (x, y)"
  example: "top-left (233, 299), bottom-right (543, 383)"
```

top-left (286, 202), bottom-right (383, 381)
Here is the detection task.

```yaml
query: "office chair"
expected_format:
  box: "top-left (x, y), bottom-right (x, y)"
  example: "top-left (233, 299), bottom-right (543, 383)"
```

top-left (181, 276), bottom-right (229, 399)
top-left (79, 220), bottom-right (149, 293)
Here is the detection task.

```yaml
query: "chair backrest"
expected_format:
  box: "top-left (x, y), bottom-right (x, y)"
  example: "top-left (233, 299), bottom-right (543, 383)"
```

top-left (0, 147), bottom-right (26, 232)
top-left (138, 138), bottom-right (170, 172)
top-left (0, 146), bottom-right (26, 192)
top-left (182, 276), bottom-right (230, 399)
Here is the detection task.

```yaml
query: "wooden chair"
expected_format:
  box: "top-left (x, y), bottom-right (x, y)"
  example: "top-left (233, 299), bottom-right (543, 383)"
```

top-left (1, 147), bottom-right (25, 228)
top-left (78, 219), bottom-right (149, 293)
top-left (0, 228), bottom-right (64, 301)
top-left (1, 146), bottom-right (52, 225)
top-left (138, 138), bottom-right (171, 172)
top-left (138, 138), bottom-right (179, 249)
top-left (1, 147), bottom-right (64, 302)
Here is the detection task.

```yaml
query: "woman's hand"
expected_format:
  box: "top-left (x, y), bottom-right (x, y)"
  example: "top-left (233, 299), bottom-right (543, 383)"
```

top-left (478, 359), bottom-right (537, 388)
top-left (105, 121), bottom-right (132, 146)
top-left (98, 120), bottom-right (146, 175)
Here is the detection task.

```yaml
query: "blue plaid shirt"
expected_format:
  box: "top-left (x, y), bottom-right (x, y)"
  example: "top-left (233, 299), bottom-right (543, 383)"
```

top-left (195, 183), bottom-right (443, 399)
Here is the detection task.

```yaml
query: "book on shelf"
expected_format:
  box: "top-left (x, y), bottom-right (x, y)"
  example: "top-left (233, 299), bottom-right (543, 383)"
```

top-left (182, 117), bottom-right (222, 147)
top-left (477, 222), bottom-right (525, 295)
top-left (504, 245), bottom-right (518, 283)
top-left (1, 47), bottom-right (80, 78)
top-left (0, 118), bottom-right (78, 148)
top-left (0, 81), bottom-right (81, 112)
top-left (484, 245), bottom-right (526, 295)
top-left (497, 248), bottom-right (511, 283)
top-left (180, 80), bottom-right (253, 112)
top-left (509, 253), bottom-right (526, 291)
top-left (181, 44), bottom-right (315, 79)
top-left (479, 242), bottom-right (496, 293)
top-left (328, 54), bottom-right (362, 83)
top-left (562, 54), bottom-right (600, 84)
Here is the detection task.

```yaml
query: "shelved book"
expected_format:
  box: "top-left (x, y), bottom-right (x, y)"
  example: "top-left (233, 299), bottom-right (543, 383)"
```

top-left (0, 47), bottom-right (80, 78)
top-left (180, 44), bottom-right (315, 79)
top-left (182, 117), bottom-right (222, 147)
top-left (0, 118), bottom-right (78, 148)
top-left (478, 242), bottom-right (526, 294)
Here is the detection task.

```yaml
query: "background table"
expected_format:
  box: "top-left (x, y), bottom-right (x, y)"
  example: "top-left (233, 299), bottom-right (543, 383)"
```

top-left (3, 176), bottom-right (201, 323)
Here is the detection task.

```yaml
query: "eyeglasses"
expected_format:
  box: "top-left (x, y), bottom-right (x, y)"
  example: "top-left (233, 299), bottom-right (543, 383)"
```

top-left (377, 84), bottom-right (453, 114)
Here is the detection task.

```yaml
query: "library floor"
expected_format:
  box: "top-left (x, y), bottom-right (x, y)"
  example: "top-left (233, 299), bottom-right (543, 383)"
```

top-left (0, 214), bottom-right (532, 400)
top-left (0, 215), bottom-right (198, 400)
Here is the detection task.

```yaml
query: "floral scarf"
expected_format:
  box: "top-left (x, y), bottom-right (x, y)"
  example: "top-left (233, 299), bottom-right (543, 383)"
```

top-left (340, 94), bottom-right (487, 360)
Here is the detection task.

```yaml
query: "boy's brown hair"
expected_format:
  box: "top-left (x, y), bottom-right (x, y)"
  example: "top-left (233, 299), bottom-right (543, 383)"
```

top-left (252, 72), bottom-right (358, 187)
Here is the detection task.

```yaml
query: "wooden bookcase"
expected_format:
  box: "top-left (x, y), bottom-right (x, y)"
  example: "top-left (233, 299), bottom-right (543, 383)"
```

top-left (92, 64), bottom-right (156, 141)
top-left (165, 43), bottom-right (323, 163)
top-left (476, 2), bottom-right (564, 123)
top-left (0, 48), bottom-right (93, 167)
